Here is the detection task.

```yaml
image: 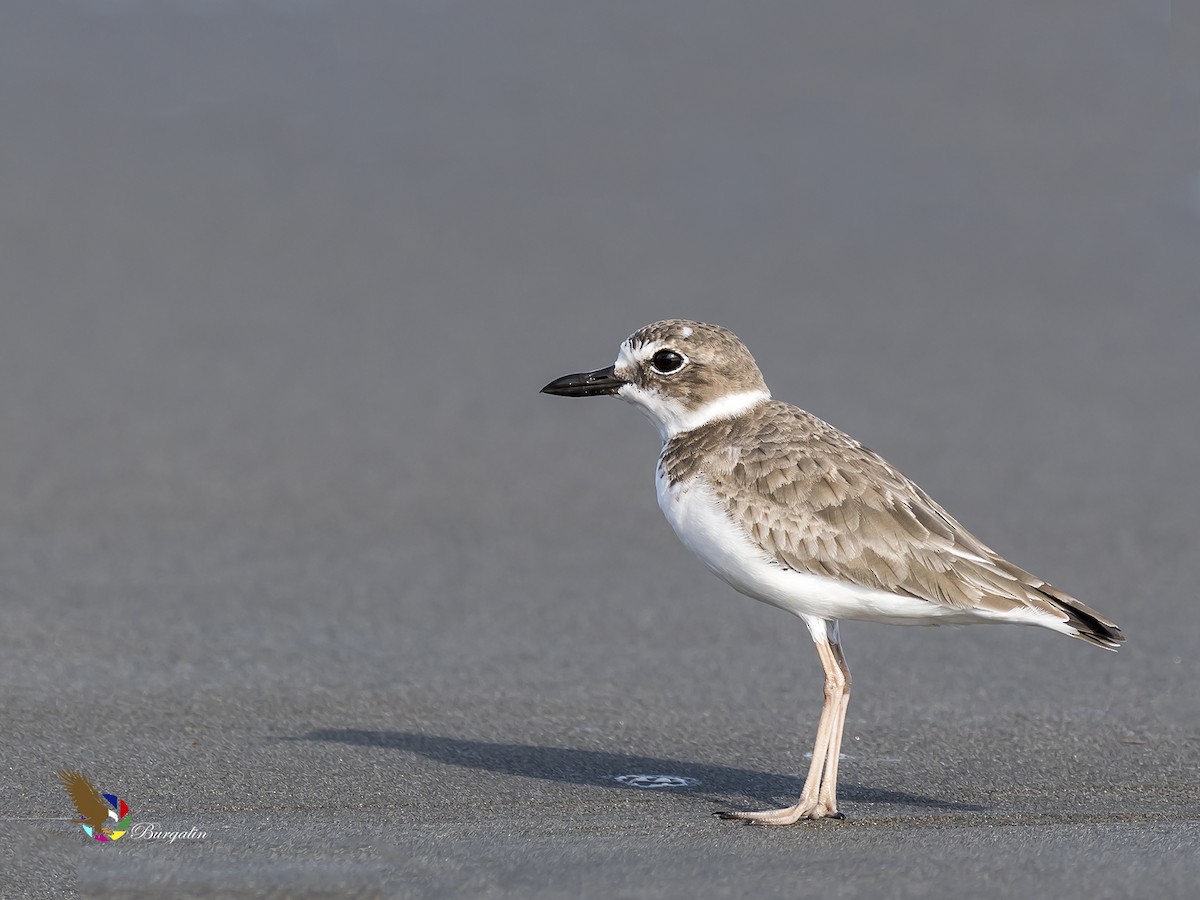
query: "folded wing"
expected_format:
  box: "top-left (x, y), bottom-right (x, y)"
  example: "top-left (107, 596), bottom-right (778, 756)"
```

top-left (693, 402), bottom-right (1123, 648)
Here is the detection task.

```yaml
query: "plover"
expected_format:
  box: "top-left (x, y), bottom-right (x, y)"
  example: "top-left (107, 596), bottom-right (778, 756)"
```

top-left (541, 319), bottom-right (1124, 825)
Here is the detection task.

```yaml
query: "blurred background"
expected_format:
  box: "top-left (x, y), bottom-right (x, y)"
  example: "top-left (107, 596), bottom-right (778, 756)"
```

top-left (2, 2), bottom-right (1196, 896)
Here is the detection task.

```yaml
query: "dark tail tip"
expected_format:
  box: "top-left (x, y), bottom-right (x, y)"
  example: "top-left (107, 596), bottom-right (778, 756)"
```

top-left (1057, 597), bottom-right (1125, 651)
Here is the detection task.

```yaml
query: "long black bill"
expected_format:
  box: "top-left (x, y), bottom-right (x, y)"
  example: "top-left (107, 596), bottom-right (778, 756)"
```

top-left (540, 364), bottom-right (627, 397)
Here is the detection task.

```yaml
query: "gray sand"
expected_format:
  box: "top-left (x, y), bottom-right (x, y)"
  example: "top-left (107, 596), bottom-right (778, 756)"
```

top-left (2, 2), bottom-right (1197, 897)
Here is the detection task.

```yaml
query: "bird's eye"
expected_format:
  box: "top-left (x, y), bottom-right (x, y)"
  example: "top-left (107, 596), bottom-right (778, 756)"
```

top-left (650, 349), bottom-right (685, 374)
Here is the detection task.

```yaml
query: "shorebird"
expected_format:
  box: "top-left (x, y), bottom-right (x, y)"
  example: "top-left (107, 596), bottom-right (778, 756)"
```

top-left (541, 319), bottom-right (1123, 824)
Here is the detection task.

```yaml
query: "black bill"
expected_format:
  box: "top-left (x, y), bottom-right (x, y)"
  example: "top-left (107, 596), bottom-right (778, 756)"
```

top-left (540, 365), bottom-right (627, 397)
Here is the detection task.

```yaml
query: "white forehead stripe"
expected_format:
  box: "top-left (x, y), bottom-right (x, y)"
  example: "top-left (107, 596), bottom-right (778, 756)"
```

top-left (615, 339), bottom-right (662, 374)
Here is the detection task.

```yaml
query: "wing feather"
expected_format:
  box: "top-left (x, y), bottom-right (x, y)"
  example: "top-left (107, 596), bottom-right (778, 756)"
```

top-left (666, 401), bottom-right (1068, 617)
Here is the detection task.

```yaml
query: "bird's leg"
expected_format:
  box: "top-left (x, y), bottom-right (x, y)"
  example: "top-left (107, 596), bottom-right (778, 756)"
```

top-left (715, 617), bottom-right (847, 825)
top-left (817, 622), bottom-right (851, 814)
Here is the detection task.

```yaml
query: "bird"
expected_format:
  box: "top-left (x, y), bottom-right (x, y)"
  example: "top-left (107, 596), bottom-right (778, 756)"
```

top-left (541, 319), bottom-right (1123, 825)
top-left (58, 768), bottom-right (117, 835)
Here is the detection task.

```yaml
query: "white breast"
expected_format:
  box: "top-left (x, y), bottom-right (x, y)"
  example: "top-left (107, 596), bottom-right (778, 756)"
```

top-left (655, 469), bottom-right (984, 626)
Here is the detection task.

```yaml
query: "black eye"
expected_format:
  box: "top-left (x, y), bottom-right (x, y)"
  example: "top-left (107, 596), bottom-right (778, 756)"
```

top-left (650, 349), bottom-right (685, 374)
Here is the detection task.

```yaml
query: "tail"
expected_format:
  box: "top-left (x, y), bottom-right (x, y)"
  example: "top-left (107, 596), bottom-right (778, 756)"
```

top-left (1039, 588), bottom-right (1125, 650)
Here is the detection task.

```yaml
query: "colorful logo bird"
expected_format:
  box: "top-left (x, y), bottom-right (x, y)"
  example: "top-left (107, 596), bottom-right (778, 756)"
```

top-left (58, 769), bottom-right (131, 841)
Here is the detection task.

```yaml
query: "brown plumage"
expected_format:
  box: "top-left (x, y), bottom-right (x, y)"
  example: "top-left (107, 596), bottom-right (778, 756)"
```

top-left (661, 399), bottom-right (1123, 648)
top-left (58, 769), bottom-right (113, 833)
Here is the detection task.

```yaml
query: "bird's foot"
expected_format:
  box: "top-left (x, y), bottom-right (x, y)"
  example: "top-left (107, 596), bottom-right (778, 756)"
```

top-left (714, 801), bottom-right (843, 826)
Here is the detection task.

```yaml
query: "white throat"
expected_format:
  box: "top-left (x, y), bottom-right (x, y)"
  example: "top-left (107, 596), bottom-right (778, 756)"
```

top-left (618, 386), bottom-right (770, 441)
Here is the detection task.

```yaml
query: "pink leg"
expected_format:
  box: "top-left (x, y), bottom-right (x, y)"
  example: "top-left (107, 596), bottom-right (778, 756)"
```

top-left (716, 618), bottom-right (849, 824)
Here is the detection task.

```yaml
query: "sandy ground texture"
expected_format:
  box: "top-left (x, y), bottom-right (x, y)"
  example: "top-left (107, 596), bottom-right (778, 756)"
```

top-left (2, 2), bottom-right (1197, 898)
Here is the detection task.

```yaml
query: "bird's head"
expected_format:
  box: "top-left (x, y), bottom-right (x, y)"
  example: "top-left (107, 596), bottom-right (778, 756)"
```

top-left (541, 319), bottom-right (770, 441)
